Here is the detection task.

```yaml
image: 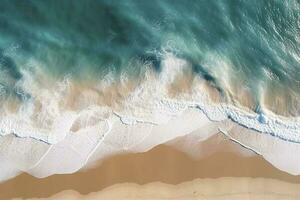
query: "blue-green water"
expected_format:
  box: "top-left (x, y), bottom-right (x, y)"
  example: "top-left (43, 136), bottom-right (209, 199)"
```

top-left (0, 0), bottom-right (300, 115)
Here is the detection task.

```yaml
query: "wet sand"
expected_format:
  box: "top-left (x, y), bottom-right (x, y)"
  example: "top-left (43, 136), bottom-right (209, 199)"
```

top-left (1, 140), bottom-right (300, 200)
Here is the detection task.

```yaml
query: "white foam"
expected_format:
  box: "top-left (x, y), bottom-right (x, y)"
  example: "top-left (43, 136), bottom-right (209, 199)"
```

top-left (0, 54), bottom-right (300, 182)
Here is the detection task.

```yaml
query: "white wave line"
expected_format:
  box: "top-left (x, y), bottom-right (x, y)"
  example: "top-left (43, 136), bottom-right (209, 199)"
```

top-left (28, 144), bottom-right (53, 171)
top-left (218, 127), bottom-right (262, 156)
top-left (78, 119), bottom-right (112, 170)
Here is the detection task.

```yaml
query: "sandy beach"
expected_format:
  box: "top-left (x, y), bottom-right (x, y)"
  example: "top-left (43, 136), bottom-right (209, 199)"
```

top-left (1, 137), bottom-right (300, 200)
top-left (21, 178), bottom-right (300, 200)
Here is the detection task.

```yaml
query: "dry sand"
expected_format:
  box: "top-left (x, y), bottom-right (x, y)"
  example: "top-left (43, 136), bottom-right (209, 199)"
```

top-left (1, 139), bottom-right (300, 200)
top-left (16, 178), bottom-right (300, 200)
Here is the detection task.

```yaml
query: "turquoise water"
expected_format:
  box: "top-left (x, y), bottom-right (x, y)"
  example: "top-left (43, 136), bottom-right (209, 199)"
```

top-left (0, 0), bottom-right (300, 114)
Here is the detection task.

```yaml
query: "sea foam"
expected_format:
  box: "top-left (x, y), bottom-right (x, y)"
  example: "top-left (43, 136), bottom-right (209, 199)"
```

top-left (0, 54), bottom-right (300, 181)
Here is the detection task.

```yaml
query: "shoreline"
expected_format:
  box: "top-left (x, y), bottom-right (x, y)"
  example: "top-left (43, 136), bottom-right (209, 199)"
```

top-left (1, 142), bottom-right (300, 200)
